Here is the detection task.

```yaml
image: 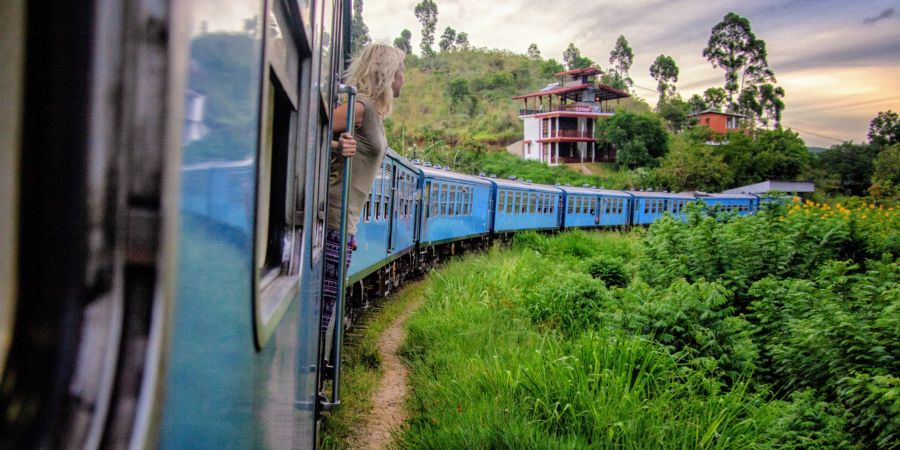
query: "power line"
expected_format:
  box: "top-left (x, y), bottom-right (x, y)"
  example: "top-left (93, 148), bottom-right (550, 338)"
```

top-left (782, 124), bottom-right (848, 143)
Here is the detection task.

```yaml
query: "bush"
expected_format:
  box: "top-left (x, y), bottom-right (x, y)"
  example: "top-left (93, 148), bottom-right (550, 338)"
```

top-left (522, 271), bottom-right (608, 335)
top-left (584, 255), bottom-right (629, 287)
top-left (606, 280), bottom-right (758, 382)
top-left (749, 257), bottom-right (900, 446)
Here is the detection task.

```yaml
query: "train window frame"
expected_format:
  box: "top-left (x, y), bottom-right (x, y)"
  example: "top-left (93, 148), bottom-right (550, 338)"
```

top-left (567, 197), bottom-right (573, 214)
top-left (252, 0), bottom-right (315, 349)
top-left (498, 190), bottom-right (505, 214)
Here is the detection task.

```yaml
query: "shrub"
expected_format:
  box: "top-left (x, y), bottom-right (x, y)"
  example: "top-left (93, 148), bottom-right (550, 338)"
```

top-left (584, 255), bottom-right (629, 287)
top-left (522, 271), bottom-right (608, 335)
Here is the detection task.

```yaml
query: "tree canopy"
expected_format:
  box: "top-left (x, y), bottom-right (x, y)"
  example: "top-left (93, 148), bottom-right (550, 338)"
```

top-left (868, 110), bottom-right (900, 147)
top-left (439, 26), bottom-right (456, 52)
top-left (350, 0), bottom-right (371, 56)
top-left (527, 43), bottom-right (541, 60)
top-left (649, 54), bottom-right (679, 104)
top-left (414, 0), bottom-right (438, 57)
top-left (608, 35), bottom-right (634, 89)
top-left (562, 43), bottom-right (595, 70)
top-left (596, 110), bottom-right (669, 169)
top-left (393, 29), bottom-right (413, 54)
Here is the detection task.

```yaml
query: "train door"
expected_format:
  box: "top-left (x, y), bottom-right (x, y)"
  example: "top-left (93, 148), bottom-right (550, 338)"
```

top-left (387, 161), bottom-right (398, 253)
top-left (421, 180), bottom-right (432, 239)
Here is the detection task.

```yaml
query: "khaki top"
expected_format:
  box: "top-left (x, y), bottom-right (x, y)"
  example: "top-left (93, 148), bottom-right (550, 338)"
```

top-left (327, 95), bottom-right (387, 235)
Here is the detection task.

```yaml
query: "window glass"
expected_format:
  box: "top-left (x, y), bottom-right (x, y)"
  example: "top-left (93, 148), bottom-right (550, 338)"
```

top-left (520, 192), bottom-right (527, 214)
top-left (449, 185), bottom-right (456, 216)
top-left (590, 198), bottom-right (597, 215)
top-left (567, 197), bottom-right (573, 214)
top-left (498, 190), bottom-right (505, 213)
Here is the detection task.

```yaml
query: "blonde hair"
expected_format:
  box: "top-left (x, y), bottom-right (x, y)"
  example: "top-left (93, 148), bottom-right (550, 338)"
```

top-left (346, 44), bottom-right (406, 117)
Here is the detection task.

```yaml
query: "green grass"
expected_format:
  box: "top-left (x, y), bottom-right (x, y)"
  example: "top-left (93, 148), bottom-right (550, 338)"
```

top-left (319, 280), bottom-right (427, 449)
top-left (394, 229), bottom-right (862, 448)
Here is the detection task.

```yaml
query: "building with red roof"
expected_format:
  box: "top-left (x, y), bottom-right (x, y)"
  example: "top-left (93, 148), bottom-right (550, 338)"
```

top-left (513, 67), bottom-right (630, 165)
top-left (688, 109), bottom-right (748, 135)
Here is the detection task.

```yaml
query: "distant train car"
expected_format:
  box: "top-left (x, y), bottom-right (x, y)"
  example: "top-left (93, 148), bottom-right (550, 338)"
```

top-left (697, 193), bottom-right (758, 216)
top-left (559, 185), bottom-right (603, 228)
top-left (630, 191), bottom-right (697, 225)
top-left (419, 164), bottom-right (493, 246)
top-left (595, 188), bottom-right (633, 227)
top-left (349, 150), bottom-right (422, 284)
top-left (488, 177), bottom-right (563, 233)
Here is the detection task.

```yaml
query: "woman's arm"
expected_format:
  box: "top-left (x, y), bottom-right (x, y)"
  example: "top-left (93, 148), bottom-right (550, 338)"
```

top-left (331, 100), bottom-right (366, 135)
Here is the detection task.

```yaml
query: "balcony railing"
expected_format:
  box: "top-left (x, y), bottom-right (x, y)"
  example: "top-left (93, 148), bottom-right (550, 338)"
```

top-left (542, 130), bottom-right (594, 139)
top-left (519, 104), bottom-right (614, 116)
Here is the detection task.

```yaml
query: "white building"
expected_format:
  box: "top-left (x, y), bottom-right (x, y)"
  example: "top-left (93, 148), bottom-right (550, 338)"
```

top-left (513, 67), bottom-right (630, 166)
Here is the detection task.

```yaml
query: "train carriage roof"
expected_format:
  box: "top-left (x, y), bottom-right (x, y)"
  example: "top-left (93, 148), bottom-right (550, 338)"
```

top-left (627, 191), bottom-right (696, 199)
top-left (480, 176), bottom-right (564, 193)
top-left (385, 148), bottom-right (423, 175)
top-left (700, 192), bottom-right (759, 200)
top-left (556, 185), bottom-right (631, 197)
top-left (416, 163), bottom-right (493, 186)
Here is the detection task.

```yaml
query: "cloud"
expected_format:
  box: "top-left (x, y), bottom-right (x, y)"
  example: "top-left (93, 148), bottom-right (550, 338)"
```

top-left (863, 7), bottom-right (895, 24)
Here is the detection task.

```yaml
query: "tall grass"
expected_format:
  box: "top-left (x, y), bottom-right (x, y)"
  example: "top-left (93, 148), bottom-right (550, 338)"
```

top-left (395, 231), bottom-right (850, 448)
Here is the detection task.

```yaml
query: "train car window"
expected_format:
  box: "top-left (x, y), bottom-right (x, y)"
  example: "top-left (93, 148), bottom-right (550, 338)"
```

top-left (505, 191), bottom-right (512, 214)
top-left (497, 190), bottom-right (505, 214)
top-left (449, 185), bottom-right (456, 216)
top-left (429, 183), bottom-right (437, 217)
top-left (567, 197), bottom-right (573, 214)
top-left (440, 184), bottom-right (448, 216)
top-left (590, 198), bottom-right (596, 215)
top-left (382, 163), bottom-right (391, 220)
top-left (520, 191), bottom-right (527, 214)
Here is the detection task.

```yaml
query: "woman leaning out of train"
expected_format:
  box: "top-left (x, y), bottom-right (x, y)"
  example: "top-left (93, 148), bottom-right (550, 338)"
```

top-left (322, 43), bottom-right (407, 352)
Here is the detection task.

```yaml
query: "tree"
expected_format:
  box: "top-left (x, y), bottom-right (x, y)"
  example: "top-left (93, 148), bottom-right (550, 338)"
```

top-left (608, 35), bottom-right (634, 88)
top-left (649, 54), bottom-right (678, 105)
top-left (688, 94), bottom-right (707, 113)
top-left (439, 27), bottom-right (456, 52)
top-left (350, 0), bottom-right (371, 56)
top-left (657, 95), bottom-right (691, 132)
top-left (758, 83), bottom-right (785, 128)
top-left (869, 144), bottom-right (900, 199)
top-left (703, 87), bottom-right (727, 111)
top-left (703, 12), bottom-right (774, 110)
top-left (414, 0), bottom-right (438, 57)
top-left (540, 58), bottom-right (565, 79)
top-left (596, 110), bottom-right (669, 169)
top-left (455, 32), bottom-right (470, 50)
top-left (562, 43), bottom-right (594, 70)
top-left (393, 29), bottom-right (413, 54)
top-left (526, 43), bottom-right (541, 60)
top-left (868, 110), bottom-right (900, 147)
top-left (814, 142), bottom-right (880, 195)
top-left (655, 136), bottom-right (733, 192)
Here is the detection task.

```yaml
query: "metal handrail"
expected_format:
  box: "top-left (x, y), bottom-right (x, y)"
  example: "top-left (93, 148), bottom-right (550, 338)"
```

top-left (321, 83), bottom-right (357, 411)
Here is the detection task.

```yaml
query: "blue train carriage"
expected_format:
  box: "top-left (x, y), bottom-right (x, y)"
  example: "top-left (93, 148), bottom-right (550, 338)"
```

top-left (2, 0), bottom-right (351, 448)
top-left (630, 191), bottom-right (697, 225)
top-left (489, 177), bottom-right (563, 233)
top-left (594, 188), bottom-right (633, 227)
top-left (696, 193), bottom-right (759, 216)
top-left (418, 164), bottom-right (494, 247)
top-left (348, 149), bottom-right (422, 293)
top-left (559, 185), bottom-right (603, 229)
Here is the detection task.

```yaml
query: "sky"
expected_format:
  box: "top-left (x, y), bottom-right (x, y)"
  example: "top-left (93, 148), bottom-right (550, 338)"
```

top-left (363, 0), bottom-right (900, 147)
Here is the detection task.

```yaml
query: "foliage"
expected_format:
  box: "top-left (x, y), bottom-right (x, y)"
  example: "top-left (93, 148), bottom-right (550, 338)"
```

top-left (757, 390), bottom-right (858, 449)
top-left (654, 135), bottom-right (733, 192)
top-left (702, 12), bottom-right (774, 110)
top-left (811, 142), bottom-right (879, 196)
top-left (656, 95), bottom-right (692, 132)
top-left (393, 29), bottom-right (413, 55)
top-left (584, 255), bottom-right (629, 288)
top-left (439, 27), bottom-right (457, 52)
top-left (870, 143), bottom-right (900, 199)
top-left (869, 110), bottom-right (900, 148)
top-left (704, 87), bottom-right (727, 111)
top-left (414, 0), bottom-right (438, 57)
top-left (757, 83), bottom-right (785, 128)
top-left (596, 110), bottom-right (669, 169)
top-left (454, 32), bottom-right (470, 50)
top-left (562, 42), bottom-right (595, 70)
top-left (605, 280), bottom-right (758, 382)
top-left (608, 35), bottom-right (634, 89)
top-left (749, 258), bottom-right (900, 446)
top-left (349, 0), bottom-right (371, 56)
top-left (716, 128), bottom-right (809, 186)
top-left (526, 43), bottom-right (540, 60)
top-left (649, 54), bottom-right (679, 104)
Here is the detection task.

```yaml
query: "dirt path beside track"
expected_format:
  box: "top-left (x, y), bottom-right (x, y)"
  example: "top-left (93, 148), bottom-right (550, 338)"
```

top-left (348, 297), bottom-right (422, 449)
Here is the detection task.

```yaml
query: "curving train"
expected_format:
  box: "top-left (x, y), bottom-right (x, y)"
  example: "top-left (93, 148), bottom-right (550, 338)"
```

top-left (1, 1), bottom-right (773, 448)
